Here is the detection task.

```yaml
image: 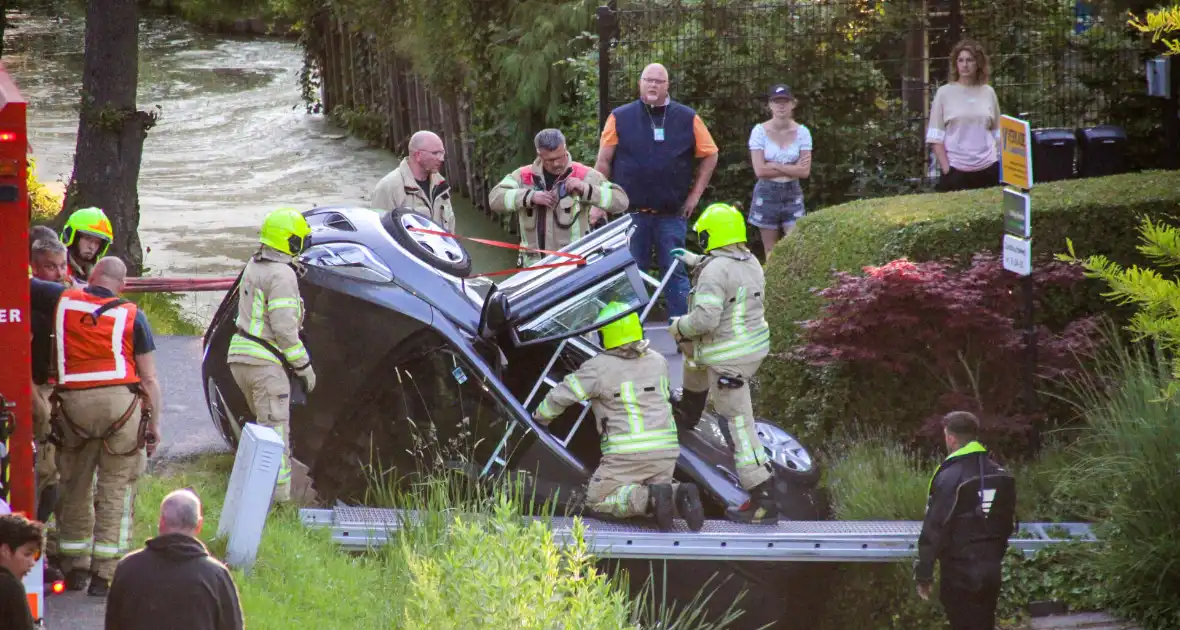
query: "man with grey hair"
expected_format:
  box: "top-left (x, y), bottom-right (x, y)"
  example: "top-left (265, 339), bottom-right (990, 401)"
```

top-left (371, 129), bottom-right (456, 231)
top-left (490, 128), bottom-right (629, 265)
top-left (105, 489), bottom-right (244, 630)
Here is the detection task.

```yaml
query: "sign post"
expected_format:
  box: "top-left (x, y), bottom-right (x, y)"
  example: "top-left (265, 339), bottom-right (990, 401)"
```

top-left (999, 114), bottom-right (1039, 451)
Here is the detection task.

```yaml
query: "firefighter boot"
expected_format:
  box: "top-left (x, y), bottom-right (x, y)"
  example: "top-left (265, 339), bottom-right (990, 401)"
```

top-left (725, 478), bottom-right (780, 525)
top-left (675, 483), bottom-right (706, 532)
top-left (65, 568), bottom-right (89, 591)
top-left (87, 574), bottom-right (109, 597)
top-left (673, 389), bottom-right (709, 433)
top-left (648, 484), bottom-right (676, 532)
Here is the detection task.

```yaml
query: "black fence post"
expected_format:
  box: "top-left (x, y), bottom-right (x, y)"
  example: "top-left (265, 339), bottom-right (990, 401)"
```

top-left (1167, 55), bottom-right (1180, 169)
top-left (596, 3), bottom-right (618, 132)
top-left (949, 0), bottom-right (962, 43)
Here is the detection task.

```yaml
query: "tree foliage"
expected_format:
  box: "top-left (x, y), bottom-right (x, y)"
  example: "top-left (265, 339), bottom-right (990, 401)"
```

top-left (1128, 4), bottom-right (1180, 55)
top-left (1060, 215), bottom-right (1180, 399)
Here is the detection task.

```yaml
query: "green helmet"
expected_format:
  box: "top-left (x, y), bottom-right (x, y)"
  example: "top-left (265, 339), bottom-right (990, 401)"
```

top-left (61, 207), bottom-right (114, 258)
top-left (693, 203), bottom-right (746, 252)
top-left (259, 207), bottom-right (312, 256)
top-left (596, 301), bottom-right (643, 350)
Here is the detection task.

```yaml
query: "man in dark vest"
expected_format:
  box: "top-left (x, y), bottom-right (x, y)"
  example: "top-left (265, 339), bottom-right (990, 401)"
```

top-left (914, 411), bottom-right (1018, 630)
top-left (594, 62), bottom-right (719, 318)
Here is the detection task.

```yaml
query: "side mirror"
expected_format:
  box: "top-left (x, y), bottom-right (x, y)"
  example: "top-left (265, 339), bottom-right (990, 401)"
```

top-left (478, 287), bottom-right (511, 340)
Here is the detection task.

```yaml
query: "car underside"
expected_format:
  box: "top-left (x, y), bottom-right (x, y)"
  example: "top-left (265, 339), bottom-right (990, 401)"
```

top-left (202, 206), bottom-right (825, 522)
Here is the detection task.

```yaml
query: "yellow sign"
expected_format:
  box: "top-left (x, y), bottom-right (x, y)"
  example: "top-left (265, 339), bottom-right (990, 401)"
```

top-left (999, 115), bottom-right (1033, 189)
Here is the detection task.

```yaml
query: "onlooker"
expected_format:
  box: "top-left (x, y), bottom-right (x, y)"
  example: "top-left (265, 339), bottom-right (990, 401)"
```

top-left (926, 40), bottom-right (1002, 192)
top-left (489, 128), bottom-right (629, 266)
top-left (0, 513), bottom-right (44, 630)
top-left (105, 489), bottom-right (244, 630)
top-left (595, 62), bottom-right (719, 318)
top-left (747, 84), bottom-right (812, 254)
top-left (371, 130), bottom-right (456, 232)
top-left (28, 235), bottom-right (69, 586)
top-left (914, 411), bottom-right (1017, 630)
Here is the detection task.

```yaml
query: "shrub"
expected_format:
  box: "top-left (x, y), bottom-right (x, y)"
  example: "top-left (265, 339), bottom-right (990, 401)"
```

top-left (1051, 330), bottom-right (1180, 630)
top-left (755, 170), bottom-right (1180, 445)
top-left (28, 158), bottom-right (62, 223)
top-left (792, 253), bottom-right (1104, 450)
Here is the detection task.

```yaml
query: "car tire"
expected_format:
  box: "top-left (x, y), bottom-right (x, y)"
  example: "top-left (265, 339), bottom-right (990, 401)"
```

top-left (756, 419), bottom-right (822, 488)
top-left (381, 207), bottom-right (473, 277)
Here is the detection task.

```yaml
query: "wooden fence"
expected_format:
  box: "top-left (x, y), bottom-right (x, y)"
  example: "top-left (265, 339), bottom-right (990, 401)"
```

top-left (310, 12), bottom-right (505, 227)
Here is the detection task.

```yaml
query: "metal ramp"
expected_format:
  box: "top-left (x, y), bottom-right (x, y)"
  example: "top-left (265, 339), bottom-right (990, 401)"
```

top-left (299, 506), bottom-right (1096, 563)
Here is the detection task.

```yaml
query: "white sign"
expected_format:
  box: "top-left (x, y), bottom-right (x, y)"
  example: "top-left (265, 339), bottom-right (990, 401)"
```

top-left (1003, 234), bottom-right (1031, 276)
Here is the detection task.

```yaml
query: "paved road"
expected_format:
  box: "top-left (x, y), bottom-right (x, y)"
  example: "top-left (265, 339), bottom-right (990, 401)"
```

top-left (44, 335), bottom-right (229, 630)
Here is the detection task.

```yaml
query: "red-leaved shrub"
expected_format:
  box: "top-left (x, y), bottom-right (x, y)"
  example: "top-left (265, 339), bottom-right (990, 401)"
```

top-left (794, 253), bottom-right (1104, 451)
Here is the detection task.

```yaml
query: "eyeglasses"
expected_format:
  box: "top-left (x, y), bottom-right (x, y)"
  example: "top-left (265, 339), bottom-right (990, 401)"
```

top-left (641, 77), bottom-right (667, 85)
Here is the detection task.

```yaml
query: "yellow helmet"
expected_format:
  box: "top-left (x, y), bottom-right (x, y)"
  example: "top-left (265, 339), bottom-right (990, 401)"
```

top-left (596, 301), bottom-right (643, 350)
top-left (61, 207), bottom-right (114, 258)
top-left (693, 203), bottom-right (746, 252)
top-left (259, 207), bottom-right (312, 256)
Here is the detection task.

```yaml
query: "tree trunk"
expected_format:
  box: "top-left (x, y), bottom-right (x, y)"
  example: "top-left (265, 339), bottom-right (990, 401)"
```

top-left (58, 0), bottom-right (155, 276)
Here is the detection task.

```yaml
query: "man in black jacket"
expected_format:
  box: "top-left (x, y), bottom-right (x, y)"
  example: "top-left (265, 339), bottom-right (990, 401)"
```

top-left (914, 411), bottom-right (1017, 630)
top-left (104, 489), bottom-right (244, 630)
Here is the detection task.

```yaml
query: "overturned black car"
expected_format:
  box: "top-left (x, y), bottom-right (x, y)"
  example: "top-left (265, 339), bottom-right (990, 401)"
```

top-left (201, 206), bottom-right (824, 522)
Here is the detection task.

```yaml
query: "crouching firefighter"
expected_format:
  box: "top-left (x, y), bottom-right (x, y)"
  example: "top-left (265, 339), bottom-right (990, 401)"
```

top-left (227, 207), bottom-right (316, 504)
top-left (914, 411), bottom-right (1017, 630)
top-left (49, 257), bottom-right (163, 596)
top-left (489, 128), bottom-right (630, 266)
top-left (532, 303), bottom-right (705, 532)
top-left (668, 203), bottom-right (778, 524)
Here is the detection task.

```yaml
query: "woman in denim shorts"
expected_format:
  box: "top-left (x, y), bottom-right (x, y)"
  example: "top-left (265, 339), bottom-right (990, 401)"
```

top-left (747, 84), bottom-right (813, 254)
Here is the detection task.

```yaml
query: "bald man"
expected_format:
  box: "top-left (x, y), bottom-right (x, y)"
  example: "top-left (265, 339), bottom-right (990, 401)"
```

top-left (595, 62), bottom-right (719, 318)
top-left (371, 130), bottom-right (456, 231)
top-left (105, 489), bottom-right (244, 630)
top-left (40, 256), bottom-right (162, 597)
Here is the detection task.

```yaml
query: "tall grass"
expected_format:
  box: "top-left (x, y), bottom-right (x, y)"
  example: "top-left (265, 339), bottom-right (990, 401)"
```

top-left (1051, 331), bottom-right (1180, 630)
top-left (134, 454), bottom-right (747, 630)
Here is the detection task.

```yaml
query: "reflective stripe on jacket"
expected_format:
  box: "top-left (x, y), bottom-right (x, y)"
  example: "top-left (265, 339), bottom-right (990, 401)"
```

top-left (675, 244), bottom-right (770, 366)
top-left (488, 157), bottom-right (629, 258)
top-left (227, 247), bottom-right (309, 368)
top-left (534, 341), bottom-right (679, 456)
top-left (54, 288), bottom-right (140, 389)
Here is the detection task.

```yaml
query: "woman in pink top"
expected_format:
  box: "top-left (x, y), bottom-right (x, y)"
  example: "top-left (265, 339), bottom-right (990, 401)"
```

top-left (926, 40), bottom-right (1002, 192)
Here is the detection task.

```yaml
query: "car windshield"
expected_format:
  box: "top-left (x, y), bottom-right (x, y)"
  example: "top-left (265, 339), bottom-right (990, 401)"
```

top-left (514, 272), bottom-right (644, 345)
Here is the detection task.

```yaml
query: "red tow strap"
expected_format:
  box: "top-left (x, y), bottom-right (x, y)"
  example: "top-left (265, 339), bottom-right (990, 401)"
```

top-left (407, 227), bottom-right (588, 278)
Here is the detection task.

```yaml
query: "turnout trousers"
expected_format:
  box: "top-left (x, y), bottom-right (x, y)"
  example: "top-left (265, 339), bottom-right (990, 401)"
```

top-left (230, 362), bottom-right (292, 502)
top-left (54, 386), bottom-right (146, 581)
top-left (585, 449), bottom-right (681, 518)
top-left (31, 381), bottom-right (60, 553)
top-left (683, 358), bottom-right (772, 490)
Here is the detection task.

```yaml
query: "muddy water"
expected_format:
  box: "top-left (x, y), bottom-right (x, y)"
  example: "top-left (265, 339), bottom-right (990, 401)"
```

top-left (3, 9), bottom-right (514, 324)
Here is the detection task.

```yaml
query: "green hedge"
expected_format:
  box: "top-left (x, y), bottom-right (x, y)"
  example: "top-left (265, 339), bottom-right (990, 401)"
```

top-left (755, 170), bottom-right (1180, 444)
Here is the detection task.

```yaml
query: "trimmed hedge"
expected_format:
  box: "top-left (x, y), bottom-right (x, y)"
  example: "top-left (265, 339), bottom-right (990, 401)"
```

top-left (755, 170), bottom-right (1180, 444)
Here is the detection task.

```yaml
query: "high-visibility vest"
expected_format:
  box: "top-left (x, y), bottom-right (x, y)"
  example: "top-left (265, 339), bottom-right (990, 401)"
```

top-left (54, 288), bottom-right (140, 390)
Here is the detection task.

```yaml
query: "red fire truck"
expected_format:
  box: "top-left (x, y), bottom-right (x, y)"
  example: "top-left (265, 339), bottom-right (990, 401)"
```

top-left (0, 61), bottom-right (47, 625)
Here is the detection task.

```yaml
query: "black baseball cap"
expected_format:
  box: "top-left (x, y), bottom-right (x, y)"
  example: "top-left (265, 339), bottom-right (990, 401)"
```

top-left (766, 84), bottom-right (794, 100)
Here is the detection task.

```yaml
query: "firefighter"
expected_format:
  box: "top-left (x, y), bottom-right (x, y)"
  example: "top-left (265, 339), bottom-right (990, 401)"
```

top-left (532, 302), bottom-right (705, 532)
top-left (914, 411), bottom-right (1017, 630)
top-left (59, 206), bottom-right (113, 283)
top-left (227, 207), bottom-right (316, 504)
top-left (489, 128), bottom-right (630, 266)
top-left (50, 256), bottom-right (163, 596)
top-left (668, 202), bottom-right (778, 524)
top-left (371, 130), bottom-right (456, 232)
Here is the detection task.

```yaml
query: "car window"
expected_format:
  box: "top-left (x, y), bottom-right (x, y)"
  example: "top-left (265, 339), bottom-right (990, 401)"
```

top-left (513, 271), bottom-right (645, 346)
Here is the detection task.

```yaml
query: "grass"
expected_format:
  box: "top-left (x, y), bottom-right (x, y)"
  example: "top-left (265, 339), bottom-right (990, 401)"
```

top-left (132, 455), bottom-right (748, 630)
top-left (127, 292), bottom-right (204, 336)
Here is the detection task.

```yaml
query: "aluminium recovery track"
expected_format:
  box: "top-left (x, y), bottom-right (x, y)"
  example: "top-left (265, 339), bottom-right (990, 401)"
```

top-left (299, 506), bottom-right (1095, 563)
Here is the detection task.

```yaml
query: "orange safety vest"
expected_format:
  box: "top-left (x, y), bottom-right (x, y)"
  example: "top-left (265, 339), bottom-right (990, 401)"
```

top-left (54, 288), bottom-right (141, 390)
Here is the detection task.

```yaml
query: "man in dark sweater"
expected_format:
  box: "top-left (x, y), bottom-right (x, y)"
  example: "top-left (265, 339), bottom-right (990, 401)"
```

top-left (104, 489), bottom-right (244, 630)
top-left (0, 513), bottom-right (45, 630)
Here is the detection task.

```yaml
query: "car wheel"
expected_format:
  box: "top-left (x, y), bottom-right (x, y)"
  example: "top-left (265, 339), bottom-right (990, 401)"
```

top-left (382, 207), bottom-right (473, 277)
top-left (756, 420), bottom-right (821, 487)
top-left (204, 371), bottom-right (242, 449)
